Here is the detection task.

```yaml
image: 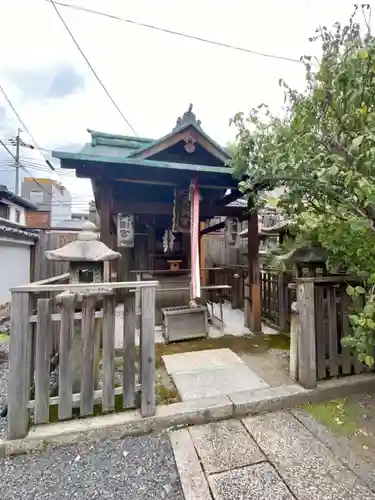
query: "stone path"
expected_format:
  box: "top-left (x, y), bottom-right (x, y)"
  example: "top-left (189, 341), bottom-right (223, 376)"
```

top-left (170, 411), bottom-right (375, 500)
top-left (162, 348), bottom-right (269, 401)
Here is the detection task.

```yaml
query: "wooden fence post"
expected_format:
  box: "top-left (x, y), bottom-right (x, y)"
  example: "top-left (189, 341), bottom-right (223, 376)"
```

top-left (102, 293), bottom-right (116, 412)
top-left (140, 286), bottom-right (156, 417)
top-left (80, 296), bottom-right (96, 416)
top-left (289, 301), bottom-right (299, 381)
top-left (34, 230), bottom-right (48, 282)
top-left (35, 298), bottom-right (52, 424)
top-left (8, 292), bottom-right (32, 439)
top-left (278, 272), bottom-right (288, 332)
top-left (244, 276), bottom-right (250, 328)
top-left (123, 293), bottom-right (136, 408)
top-left (231, 273), bottom-right (241, 310)
top-left (297, 279), bottom-right (317, 389)
top-left (57, 291), bottom-right (76, 420)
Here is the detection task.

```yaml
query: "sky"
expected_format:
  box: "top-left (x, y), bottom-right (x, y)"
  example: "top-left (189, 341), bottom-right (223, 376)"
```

top-left (0, 0), bottom-right (373, 210)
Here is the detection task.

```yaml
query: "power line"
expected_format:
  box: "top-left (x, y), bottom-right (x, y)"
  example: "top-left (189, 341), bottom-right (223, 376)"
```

top-left (48, 0), bottom-right (138, 136)
top-left (0, 82), bottom-right (55, 171)
top-left (0, 146), bottom-right (93, 213)
top-left (0, 167), bottom-right (93, 205)
top-left (0, 139), bottom-right (71, 206)
top-left (0, 161), bottom-right (93, 195)
top-left (1, 159), bottom-right (78, 177)
top-left (42, 0), bottom-right (302, 64)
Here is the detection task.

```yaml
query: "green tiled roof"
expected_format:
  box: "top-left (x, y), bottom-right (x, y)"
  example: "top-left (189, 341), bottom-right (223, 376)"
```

top-left (53, 150), bottom-right (234, 175)
top-left (82, 129), bottom-right (154, 157)
top-left (54, 106), bottom-right (233, 177)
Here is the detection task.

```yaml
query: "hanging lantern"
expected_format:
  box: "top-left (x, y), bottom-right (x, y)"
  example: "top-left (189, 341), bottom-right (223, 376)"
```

top-left (224, 217), bottom-right (240, 248)
top-left (117, 214), bottom-right (134, 248)
top-left (172, 188), bottom-right (190, 233)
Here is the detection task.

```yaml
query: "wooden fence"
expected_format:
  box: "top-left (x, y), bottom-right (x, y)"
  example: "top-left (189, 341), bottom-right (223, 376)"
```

top-left (260, 269), bottom-right (295, 332)
top-left (8, 279), bottom-right (158, 440)
top-left (207, 266), bottom-right (293, 332)
top-left (295, 277), bottom-right (372, 389)
top-left (32, 229), bottom-right (79, 282)
top-left (202, 233), bottom-right (247, 267)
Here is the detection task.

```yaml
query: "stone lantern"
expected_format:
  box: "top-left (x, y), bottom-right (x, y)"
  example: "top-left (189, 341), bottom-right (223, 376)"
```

top-left (45, 221), bottom-right (121, 394)
top-left (45, 221), bottom-right (120, 283)
top-left (281, 244), bottom-right (327, 278)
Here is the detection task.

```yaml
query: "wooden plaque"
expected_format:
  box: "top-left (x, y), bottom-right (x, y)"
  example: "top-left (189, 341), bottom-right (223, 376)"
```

top-left (117, 214), bottom-right (134, 248)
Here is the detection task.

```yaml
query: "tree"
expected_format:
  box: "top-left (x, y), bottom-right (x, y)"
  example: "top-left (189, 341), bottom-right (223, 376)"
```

top-left (231, 5), bottom-right (375, 366)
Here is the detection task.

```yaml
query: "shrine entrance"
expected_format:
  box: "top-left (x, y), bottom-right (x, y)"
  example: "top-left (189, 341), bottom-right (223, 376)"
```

top-left (53, 104), bottom-right (261, 333)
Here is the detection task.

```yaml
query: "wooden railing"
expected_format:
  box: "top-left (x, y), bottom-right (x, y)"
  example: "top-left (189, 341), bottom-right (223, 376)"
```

top-left (260, 269), bottom-right (294, 332)
top-left (206, 265), bottom-right (249, 310)
top-left (8, 279), bottom-right (158, 440)
top-left (294, 276), bottom-right (372, 389)
top-left (206, 266), bottom-right (294, 332)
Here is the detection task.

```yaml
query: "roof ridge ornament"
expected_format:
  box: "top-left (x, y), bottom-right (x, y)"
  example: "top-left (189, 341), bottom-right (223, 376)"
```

top-left (173, 103), bottom-right (202, 131)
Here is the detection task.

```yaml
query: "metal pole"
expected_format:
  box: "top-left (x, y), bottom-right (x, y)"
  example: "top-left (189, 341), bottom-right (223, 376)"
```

top-left (15, 128), bottom-right (21, 195)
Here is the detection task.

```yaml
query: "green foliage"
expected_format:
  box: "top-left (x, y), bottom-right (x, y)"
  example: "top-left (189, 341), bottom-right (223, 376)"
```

top-left (231, 5), bottom-right (375, 365)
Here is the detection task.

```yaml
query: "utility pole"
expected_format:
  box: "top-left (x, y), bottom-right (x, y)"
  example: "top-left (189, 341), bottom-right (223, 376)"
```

top-left (14, 128), bottom-right (21, 195)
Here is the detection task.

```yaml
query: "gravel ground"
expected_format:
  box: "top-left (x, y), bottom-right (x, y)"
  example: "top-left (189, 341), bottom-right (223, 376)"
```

top-left (1, 432), bottom-right (184, 500)
top-left (0, 342), bottom-right (8, 439)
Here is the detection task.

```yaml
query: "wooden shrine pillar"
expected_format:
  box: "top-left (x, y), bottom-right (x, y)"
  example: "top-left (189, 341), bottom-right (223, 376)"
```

top-left (100, 181), bottom-right (116, 281)
top-left (247, 210), bottom-right (262, 333)
top-left (100, 181), bottom-right (112, 249)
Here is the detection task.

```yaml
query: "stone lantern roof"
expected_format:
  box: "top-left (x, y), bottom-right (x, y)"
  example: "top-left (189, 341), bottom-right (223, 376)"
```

top-left (281, 244), bottom-right (327, 265)
top-left (45, 221), bottom-right (121, 262)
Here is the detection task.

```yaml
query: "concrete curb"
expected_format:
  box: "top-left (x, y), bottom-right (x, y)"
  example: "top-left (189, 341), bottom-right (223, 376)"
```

top-left (1, 373), bottom-right (375, 457)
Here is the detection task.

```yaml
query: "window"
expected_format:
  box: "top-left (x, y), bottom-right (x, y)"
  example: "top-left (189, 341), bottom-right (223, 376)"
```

top-left (29, 191), bottom-right (44, 205)
top-left (0, 202), bottom-right (10, 219)
top-left (15, 210), bottom-right (21, 223)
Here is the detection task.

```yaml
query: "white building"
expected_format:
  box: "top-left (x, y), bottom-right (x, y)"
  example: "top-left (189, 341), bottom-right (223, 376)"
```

top-left (0, 186), bottom-right (38, 304)
top-left (0, 184), bottom-right (37, 225)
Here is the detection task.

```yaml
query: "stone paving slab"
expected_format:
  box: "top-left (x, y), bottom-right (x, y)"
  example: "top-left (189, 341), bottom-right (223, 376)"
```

top-left (208, 462), bottom-right (294, 500)
top-left (243, 411), bottom-right (375, 500)
top-left (170, 429), bottom-right (212, 500)
top-left (189, 419), bottom-right (265, 475)
top-left (173, 364), bottom-right (269, 401)
top-left (162, 349), bottom-right (244, 375)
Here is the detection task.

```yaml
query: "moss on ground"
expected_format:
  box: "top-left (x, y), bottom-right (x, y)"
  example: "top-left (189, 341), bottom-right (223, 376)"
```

top-left (49, 393), bottom-right (126, 423)
top-left (154, 333), bottom-right (289, 368)
top-left (303, 395), bottom-right (375, 460)
top-left (155, 382), bottom-right (179, 405)
top-left (303, 398), bottom-right (360, 437)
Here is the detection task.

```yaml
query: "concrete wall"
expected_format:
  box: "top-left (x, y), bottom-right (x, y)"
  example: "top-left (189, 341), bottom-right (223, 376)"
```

top-left (21, 178), bottom-right (72, 226)
top-left (0, 237), bottom-right (32, 304)
top-left (22, 178), bottom-right (53, 211)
